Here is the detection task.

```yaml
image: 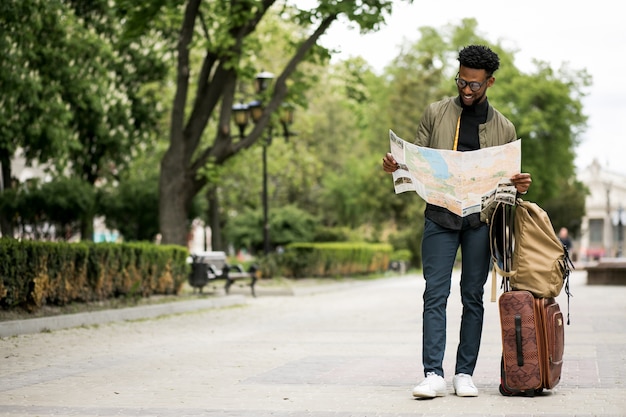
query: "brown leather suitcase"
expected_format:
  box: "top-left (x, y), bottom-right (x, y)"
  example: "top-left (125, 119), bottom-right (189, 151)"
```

top-left (498, 290), bottom-right (564, 395)
top-left (491, 203), bottom-right (565, 396)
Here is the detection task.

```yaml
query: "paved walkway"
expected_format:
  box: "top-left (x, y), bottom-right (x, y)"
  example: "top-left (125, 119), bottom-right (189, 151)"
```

top-left (1, 270), bottom-right (624, 417)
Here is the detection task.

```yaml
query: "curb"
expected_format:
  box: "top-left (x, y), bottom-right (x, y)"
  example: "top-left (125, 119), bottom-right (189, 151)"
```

top-left (0, 295), bottom-right (247, 338)
top-left (0, 276), bottom-right (406, 339)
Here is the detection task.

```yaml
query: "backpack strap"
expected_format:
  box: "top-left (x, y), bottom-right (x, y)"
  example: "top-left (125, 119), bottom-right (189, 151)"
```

top-left (488, 204), bottom-right (500, 302)
top-left (561, 244), bottom-right (575, 324)
top-left (488, 202), bottom-right (516, 301)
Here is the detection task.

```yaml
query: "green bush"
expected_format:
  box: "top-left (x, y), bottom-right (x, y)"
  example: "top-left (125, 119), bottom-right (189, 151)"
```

top-left (0, 239), bottom-right (189, 313)
top-left (281, 242), bottom-right (392, 278)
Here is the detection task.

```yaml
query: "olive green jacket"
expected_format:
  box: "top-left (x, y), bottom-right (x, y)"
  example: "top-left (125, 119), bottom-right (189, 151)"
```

top-left (414, 96), bottom-right (518, 224)
top-left (414, 96), bottom-right (517, 149)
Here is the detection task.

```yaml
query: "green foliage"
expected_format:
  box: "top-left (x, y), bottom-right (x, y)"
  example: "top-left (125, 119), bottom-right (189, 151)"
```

top-left (270, 205), bottom-right (317, 246)
top-left (225, 204), bottom-right (317, 254)
top-left (0, 239), bottom-right (31, 307)
top-left (313, 226), bottom-right (359, 242)
top-left (1, 6), bottom-right (589, 268)
top-left (1, 0), bottom-right (170, 240)
top-left (386, 26), bottom-right (450, 141)
top-left (98, 176), bottom-right (160, 243)
top-left (387, 226), bottom-right (424, 268)
top-left (541, 178), bottom-right (589, 238)
top-left (1, 0), bottom-right (168, 178)
top-left (151, 0), bottom-right (415, 245)
top-left (492, 63), bottom-right (589, 204)
top-left (0, 0), bottom-right (75, 160)
top-left (216, 17), bottom-right (587, 260)
top-left (391, 249), bottom-right (412, 262)
top-left (224, 207), bottom-right (262, 252)
top-left (0, 177), bottom-right (95, 240)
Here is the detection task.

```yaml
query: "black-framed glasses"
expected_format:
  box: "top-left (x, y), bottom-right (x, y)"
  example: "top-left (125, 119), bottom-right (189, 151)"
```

top-left (455, 73), bottom-right (491, 92)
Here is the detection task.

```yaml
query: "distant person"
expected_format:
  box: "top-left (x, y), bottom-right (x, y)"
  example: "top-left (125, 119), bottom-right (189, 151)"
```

top-left (382, 45), bottom-right (532, 398)
top-left (558, 227), bottom-right (573, 253)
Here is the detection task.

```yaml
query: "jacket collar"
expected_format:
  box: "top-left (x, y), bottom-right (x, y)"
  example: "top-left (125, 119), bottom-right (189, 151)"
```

top-left (453, 96), bottom-right (494, 122)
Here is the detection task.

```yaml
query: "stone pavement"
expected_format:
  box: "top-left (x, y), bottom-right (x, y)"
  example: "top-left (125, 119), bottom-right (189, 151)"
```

top-left (0, 269), bottom-right (625, 417)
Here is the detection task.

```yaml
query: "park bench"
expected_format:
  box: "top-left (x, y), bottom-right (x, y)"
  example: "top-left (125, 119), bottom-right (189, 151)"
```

top-left (188, 251), bottom-right (258, 296)
top-left (586, 258), bottom-right (626, 285)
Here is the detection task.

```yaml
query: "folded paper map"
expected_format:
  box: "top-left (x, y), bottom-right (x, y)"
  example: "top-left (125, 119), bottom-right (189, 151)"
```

top-left (389, 130), bottom-right (521, 216)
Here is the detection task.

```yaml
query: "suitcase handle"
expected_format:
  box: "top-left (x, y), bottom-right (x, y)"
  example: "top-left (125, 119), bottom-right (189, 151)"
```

top-left (515, 314), bottom-right (524, 366)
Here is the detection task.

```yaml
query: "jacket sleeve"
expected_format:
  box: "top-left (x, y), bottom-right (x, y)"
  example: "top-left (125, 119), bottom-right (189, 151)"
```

top-left (414, 102), bottom-right (435, 147)
top-left (497, 110), bottom-right (518, 144)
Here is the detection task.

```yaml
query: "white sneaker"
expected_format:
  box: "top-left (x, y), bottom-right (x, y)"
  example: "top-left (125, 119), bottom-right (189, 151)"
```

top-left (412, 372), bottom-right (447, 398)
top-left (453, 373), bottom-right (478, 397)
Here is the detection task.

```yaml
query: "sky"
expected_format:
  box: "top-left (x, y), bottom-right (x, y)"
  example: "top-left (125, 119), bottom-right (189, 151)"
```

top-left (315, 0), bottom-right (626, 175)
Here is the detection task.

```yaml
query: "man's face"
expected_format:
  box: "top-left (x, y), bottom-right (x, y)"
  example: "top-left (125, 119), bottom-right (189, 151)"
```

top-left (456, 66), bottom-right (494, 106)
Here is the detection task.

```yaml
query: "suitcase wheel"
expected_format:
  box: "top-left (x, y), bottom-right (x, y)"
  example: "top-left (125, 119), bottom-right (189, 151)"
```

top-left (499, 383), bottom-right (543, 397)
top-left (499, 383), bottom-right (514, 396)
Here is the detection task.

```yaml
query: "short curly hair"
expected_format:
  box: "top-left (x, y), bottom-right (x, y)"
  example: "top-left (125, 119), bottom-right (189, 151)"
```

top-left (457, 45), bottom-right (500, 76)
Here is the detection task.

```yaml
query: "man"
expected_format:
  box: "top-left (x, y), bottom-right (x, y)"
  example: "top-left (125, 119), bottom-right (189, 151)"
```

top-left (382, 45), bottom-right (532, 398)
top-left (558, 227), bottom-right (573, 254)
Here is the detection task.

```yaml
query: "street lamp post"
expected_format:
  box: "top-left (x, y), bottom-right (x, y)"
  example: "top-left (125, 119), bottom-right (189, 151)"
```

top-left (617, 205), bottom-right (624, 258)
top-left (261, 126), bottom-right (272, 255)
top-left (605, 182), bottom-right (613, 258)
top-left (231, 71), bottom-right (294, 256)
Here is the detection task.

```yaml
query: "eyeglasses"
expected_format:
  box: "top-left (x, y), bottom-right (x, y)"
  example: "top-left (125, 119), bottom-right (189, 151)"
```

top-left (455, 73), bottom-right (491, 92)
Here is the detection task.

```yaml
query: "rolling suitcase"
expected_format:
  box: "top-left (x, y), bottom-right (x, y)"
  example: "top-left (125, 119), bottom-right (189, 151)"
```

top-left (490, 203), bottom-right (565, 396)
top-left (498, 290), bottom-right (564, 395)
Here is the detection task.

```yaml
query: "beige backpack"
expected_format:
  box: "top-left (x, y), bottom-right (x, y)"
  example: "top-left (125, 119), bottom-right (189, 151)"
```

top-left (489, 199), bottom-right (574, 301)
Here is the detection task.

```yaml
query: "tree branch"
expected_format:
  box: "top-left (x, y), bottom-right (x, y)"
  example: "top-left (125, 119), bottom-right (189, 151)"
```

top-left (232, 12), bottom-right (339, 154)
top-left (168, 0), bottom-right (201, 161)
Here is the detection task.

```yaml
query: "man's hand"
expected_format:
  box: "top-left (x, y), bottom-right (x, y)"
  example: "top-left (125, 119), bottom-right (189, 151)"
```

top-left (510, 173), bottom-right (532, 194)
top-left (382, 153), bottom-right (398, 173)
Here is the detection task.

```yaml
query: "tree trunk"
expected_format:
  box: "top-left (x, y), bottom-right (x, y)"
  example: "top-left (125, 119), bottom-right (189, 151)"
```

top-left (80, 215), bottom-right (94, 242)
top-left (158, 0), bottom-right (200, 248)
top-left (0, 152), bottom-right (13, 238)
top-left (207, 184), bottom-right (223, 251)
top-left (159, 147), bottom-right (192, 247)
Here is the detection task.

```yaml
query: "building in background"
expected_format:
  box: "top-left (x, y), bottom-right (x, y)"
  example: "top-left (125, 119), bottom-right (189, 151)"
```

top-left (576, 159), bottom-right (626, 261)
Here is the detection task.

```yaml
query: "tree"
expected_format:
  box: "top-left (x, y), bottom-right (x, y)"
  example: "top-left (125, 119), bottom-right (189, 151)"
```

top-left (6, 177), bottom-right (95, 240)
top-left (0, 0), bottom-right (169, 239)
top-left (98, 175), bottom-right (161, 243)
top-left (225, 204), bottom-right (316, 253)
top-left (61, 0), bottom-right (169, 240)
top-left (493, 64), bottom-right (590, 202)
top-left (541, 178), bottom-right (588, 238)
top-left (0, 0), bottom-right (75, 236)
top-left (136, 0), bottom-right (412, 246)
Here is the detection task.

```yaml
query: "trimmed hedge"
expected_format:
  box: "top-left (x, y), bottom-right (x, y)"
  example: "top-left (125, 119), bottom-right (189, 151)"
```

top-left (282, 242), bottom-right (392, 278)
top-left (0, 239), bottom-right (189, 312)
